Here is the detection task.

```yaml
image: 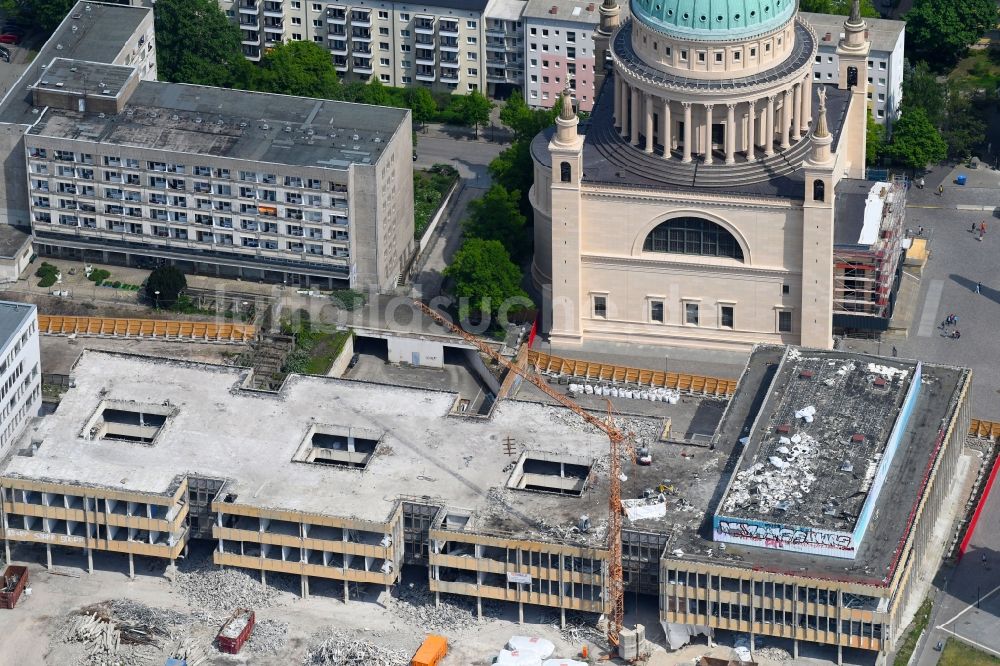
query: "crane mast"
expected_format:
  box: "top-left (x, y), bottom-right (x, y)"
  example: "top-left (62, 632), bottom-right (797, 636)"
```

top-left (411, 301), bottom-right (632, 648)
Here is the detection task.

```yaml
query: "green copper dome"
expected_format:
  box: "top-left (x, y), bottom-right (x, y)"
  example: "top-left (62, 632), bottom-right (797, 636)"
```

top-left (631, 0), bottom-right (797, 41)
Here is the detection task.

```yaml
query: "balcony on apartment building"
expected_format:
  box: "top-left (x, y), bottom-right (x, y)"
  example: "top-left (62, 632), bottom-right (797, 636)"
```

top-left (439, 37), bottom-right (459, 52)
top-left (238, 0), bottom-right (259, 14)
top-left (333, 56), bottom-right (349, 71)
top-left (439, 20), bottom-right (459, 37)
top-left (351, 27), bottom-right (371, 41)
top-left (440, 69), bottom-right (459, 82)
top-left (328, 22), bottom-right (346, 36)
top-left (415, 16), bottom-right (435, 35)
top-left (240, 14), bottom-right (259, 26)
top-left (351, 42), bottom-right (372, 56)
top-left (416, 65), bottom-right (436, 82)
top-left (440, 56), bottom-right (459, 69)
top-left (262, 0), bottom-right (283, 17)
top-left (486, 22), bottom-right (506, 37)
top-left (264, 30), bottom-right (284, 45)
top-left (326, 6), bottom-right (347, 23)
top-left (328, 38), bottom-right (348, 54)
top-left (350, 9), bottom-right (372, 27)
top-left (353, 57), bottom-right (373, 73)
top-left (415, 48), bottom-right (435, 65)
top-left (486, 68), bottom-right (507, 82)
top-left (415, 33), bottom-right (434, 47)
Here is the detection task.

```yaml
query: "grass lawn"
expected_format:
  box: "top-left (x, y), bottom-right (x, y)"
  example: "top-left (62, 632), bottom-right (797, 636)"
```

top-left (413, 165), bottom-right (458, 239)
top-left (894, 597), bottom-right (932, 666)
top-left (940, 638), bottom-right (1000, 665)
top-left (281, 325), bottom-right (351, 376)
top-left (950, 48), bottom-right (1000, 92)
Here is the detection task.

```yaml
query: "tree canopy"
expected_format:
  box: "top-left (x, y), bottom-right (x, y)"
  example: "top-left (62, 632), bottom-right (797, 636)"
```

top-left (146, 266), bottom-right (188, 308)
top-left (154, 0), bottom-right (251, 87)
top-left (798, 0), bottom-right (879, 17)
top-left (490, 93), bottom-right (561, 217)
top-left (865, 109), bottom-right (884, 166)
top-left (906, 0), bottom-right (998, 69)
top-left (456, 91), bottom-right (494, 137)
top-left (0, 0), bottom-right (75, 32)
top-left (901, 61), bottom-right (946, 128)
top-left (254, 41), bottom-right (342, 98)
top-left (444, 239), bottom-right (529, 322)
top-left (464, 184), bottom-right (528, 260)
top-left (886, 107), bottom-right (948, 172)
top-left (941, 87), bottom-right (987, 160)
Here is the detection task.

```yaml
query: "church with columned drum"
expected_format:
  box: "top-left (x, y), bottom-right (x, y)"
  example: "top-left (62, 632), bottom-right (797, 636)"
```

top-left (530, 0), bottom-right (872, 350)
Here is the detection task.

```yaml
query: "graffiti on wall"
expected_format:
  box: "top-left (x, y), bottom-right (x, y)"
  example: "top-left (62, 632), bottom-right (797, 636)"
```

top-left (716, 520), bottom-right (853, 551)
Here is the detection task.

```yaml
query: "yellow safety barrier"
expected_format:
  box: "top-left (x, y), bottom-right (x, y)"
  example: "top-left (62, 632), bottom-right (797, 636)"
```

top-left (525, 349), bottom-right (738, 397)
top-left (38, 314), bottom-right (256, 343)
top-left (969, 419), bottom-right (1000, 440)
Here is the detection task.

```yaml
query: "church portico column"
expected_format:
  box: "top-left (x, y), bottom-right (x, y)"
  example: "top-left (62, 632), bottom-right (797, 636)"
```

top-left (746, 99), bottom-right (757, 162)
top-left (764, 96), bottom-right (775, 157)
top-left (644, 95), bottom-right (654, 153)
top-left (661, 98), bottom-right (671, 158)
top-left (630, 86), bottom-right (640, 145)
top-left (703, 104), bottom-right (714, 165)
top-left (725, 103), bottom-right (736, 165)
top-left (682, 102), bottom-right (692, 163)
top-left (615, 77), bottom-right (624, 132)
top-left (801, 74), bottom-right (813, 132)
top-left (780, 89), bottom-right (791, 150)
top-left (791, 83), bottom-right (802, 141)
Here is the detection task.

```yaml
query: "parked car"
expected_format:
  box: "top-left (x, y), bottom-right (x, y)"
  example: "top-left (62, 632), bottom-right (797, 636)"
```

top-left (0, 34), bottom-right (21, 45)
top-left (935, 640), bottom-right (944, 651)
top-left (347, 353), bottom-right (360, 369)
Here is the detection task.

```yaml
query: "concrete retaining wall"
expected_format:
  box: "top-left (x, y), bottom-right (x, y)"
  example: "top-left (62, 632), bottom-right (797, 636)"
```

top-left (327, 331), bottom-right (354, 378)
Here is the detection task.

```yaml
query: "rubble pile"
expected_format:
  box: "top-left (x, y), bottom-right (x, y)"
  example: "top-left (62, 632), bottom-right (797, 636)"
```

top-left (542, 611), bottom-right (605, 644)
top-left (755, 645), bottom-right (793, 662)
top-left (304, 632), bottom-right (408, 666)
top-left (246, 619), bottom-right (289, 654)
top-left (388, 584), bottom-right (499, 631)
top-left (65, 600), bottom-right (190, 666)
top-left (173, 558), bottom-right (279, 612)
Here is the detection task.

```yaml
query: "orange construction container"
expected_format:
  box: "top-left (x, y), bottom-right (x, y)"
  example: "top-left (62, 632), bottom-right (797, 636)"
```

top-left (411, 634), bottom-right (448, 666)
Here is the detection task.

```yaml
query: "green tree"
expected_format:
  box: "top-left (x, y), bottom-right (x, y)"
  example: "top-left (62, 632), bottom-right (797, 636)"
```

top-left (362, 79), bottom-right (392, 106)
top-left (941, 88), bottom-right (987, 160)
top-left (252, 41), bottom-right (341, 98)
top-left (457, 90), bottom-right (494, 138)
top-left (444, 239), bottom-right (528, 322)
top-left (407, 88), bottom-right (438, 128)
top-left (799, 0), bottom-right (879, 17)
top-left (146, 266), bottom-right (188, 308)
top-left (0, 0), bottom-right (74, 32)
top-left (498, 91), bottom-right (560, 140)
top-left (488, 141), bottom-right (535, 213)
top-left (887, 107), bottom-right (948, 172)
top-left (464, 184), bottom-right (528, 260)
top-left (154, 0), bottom-right (250, 87)
top-left (901, 61), bottom-right (946, 128)
top-left (866, 109), bottom-right (885, 166)
top-left (906, 0), bottom-right (998, 69)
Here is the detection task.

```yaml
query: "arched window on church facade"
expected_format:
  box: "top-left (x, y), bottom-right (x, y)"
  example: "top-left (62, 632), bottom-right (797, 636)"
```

top-left (813, 179), bottom-right (825, 202)
top-left (642, 217), bottom-right (745, 261)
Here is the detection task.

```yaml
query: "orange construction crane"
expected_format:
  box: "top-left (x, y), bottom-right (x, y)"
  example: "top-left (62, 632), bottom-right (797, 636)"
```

top-left (412, 300), bottom-right (635, 649)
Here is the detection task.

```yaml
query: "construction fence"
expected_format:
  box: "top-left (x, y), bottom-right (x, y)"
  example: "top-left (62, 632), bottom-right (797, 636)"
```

top-left (38, 315), bottom-right (256, 343)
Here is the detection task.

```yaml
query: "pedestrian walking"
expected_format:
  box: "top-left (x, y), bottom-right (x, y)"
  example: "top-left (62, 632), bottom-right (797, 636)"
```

top-left (938, 184), bottom-right (944, 195)
top-left (892, 346), bottom-right (898, 357)
top-left (954, 314), bottom-right (960, 325)
top-left (973, 222), bottom-right (979, 232)
top-left (976, 281), bottom-right (982, 294)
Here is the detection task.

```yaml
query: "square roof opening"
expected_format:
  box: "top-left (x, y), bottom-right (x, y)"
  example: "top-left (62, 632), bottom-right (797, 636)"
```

top-left (506, 451), bottom-right (593, 496)
top-left (292, 423), bottom-right (383, 470)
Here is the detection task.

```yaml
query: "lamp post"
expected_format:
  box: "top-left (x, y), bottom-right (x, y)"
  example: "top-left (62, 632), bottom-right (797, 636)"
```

top-left (154, 290), bottom-right (160, 310)
top-left (664, 355), bottom-right (670, 387)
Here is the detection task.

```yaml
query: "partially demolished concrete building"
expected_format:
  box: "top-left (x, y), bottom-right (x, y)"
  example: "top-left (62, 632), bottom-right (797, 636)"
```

top-left (0, 345), bottom-right (971, 664)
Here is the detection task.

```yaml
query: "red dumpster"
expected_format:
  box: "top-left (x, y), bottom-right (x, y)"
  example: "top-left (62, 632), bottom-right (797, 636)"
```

top-left (0, 565), bottom-right (28, 609)
top-left (216, 609), bottom-right (255, 654)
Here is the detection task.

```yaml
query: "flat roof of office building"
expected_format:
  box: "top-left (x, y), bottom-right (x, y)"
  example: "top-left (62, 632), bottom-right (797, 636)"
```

top-left (522, 0), bottom-right (601, 23)
top-left (31, 58), bottom-right (136, 99)
top-left (0, 301), bottom-right (36, 348)
top-left (26, 80), bottom-right (409, 169)
top-left (800, 12), bottom-right (905, 52)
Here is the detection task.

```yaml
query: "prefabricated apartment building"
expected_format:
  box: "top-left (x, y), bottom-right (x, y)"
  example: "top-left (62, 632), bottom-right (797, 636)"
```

top-left (0, 1), bottom-right (414, 291)
top-left (0, 345), bottom-right (970, 664)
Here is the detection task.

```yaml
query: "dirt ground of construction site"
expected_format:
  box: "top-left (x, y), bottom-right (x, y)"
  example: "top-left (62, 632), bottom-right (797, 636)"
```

top-left (0, 539), bottom-right (814, 666)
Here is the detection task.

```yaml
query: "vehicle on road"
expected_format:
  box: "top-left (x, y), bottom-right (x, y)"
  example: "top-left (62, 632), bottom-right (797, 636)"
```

top-left (935, 640), bottom-right (944, 651)
top-left (348, 353), bottom-right (360, 369)
top-left (0, 34), bottom-right (21, 45)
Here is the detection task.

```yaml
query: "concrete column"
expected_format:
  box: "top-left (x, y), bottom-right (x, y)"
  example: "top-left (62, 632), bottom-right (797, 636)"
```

top-left (725, 103), bottom-right (736, 164)
top-left (619, 80), bottom-right (629, 137)
top-left (46, 543), bottom-right (52, 570)
top-left (615, 77), bottom-right (624, 130)
top-left (746, 100), bottom-right (756, 162)
top-left (703, 104), bottom-right (714, 164)
top-left (477, 596), bottom-right (482, 619)
top-left (301, 574), bottom-right (309, 598)
top-left (128, 552), bottom-right (135, 579)
top-left (261, 568), bottom-right (267, 585)
top-left (764, 96), bottom-right (775, 157)
top-left (682, 103), bottom-right (692, 163)
top-left (630, 87), bottom-right (640, 145)
top-left (561, 606), bottom-right (566, 629)
top-left (793, 638), bottom-right (799, 658)
top-left (661, 98), bottom-right (671, 157)
top-left (791, 83), bottom-right (802, 141)
top-left (644, 96), bottom-right (654, 153)
top-left (781, 89), bottom-right (792, 150)
top-left (344, 579), bottom-right (350, 603)
top-left (86, 548), bottom-right (93, 574)
top-left (801, 74), bottom-right (813, 132)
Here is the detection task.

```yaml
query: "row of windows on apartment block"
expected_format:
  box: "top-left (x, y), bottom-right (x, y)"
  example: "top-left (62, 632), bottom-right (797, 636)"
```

top-left (1, 364), bottom-right (38, 430)
top-left (0, 324), bottom-right (34, 378)
top-left (674, 600), bottom-right (884, 638)
top-left (37, 216), bottom-right (349, 243)
top-left (30, 184), bottom-right (347, 213)
top-left (667, 571), bottom-right (880, 607)
top-left (27, 152), bottom-right (350, 191)
top-left (234, 2), bottom-right (485, 29)
top-left (591, 295), bottom-right (793, 333)
top-left (815, 55), bottom-right (889, 71)
top-left (0, 385), bottom-right (39, 449)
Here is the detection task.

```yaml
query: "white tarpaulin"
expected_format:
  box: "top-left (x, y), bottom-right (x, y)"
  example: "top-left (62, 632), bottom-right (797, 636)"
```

top-left (661, 621), bottom-right (713, 650)
top-left (507, 636), bottom-right (555, 659)
top-left (495, 650), bottom-right (542, 666)
top-left (542, 661), bottom-right (588, 666)
top-left (622, 499), bottom-right (667, 521)
top-left (506, 572), bottom-right (532, 584)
